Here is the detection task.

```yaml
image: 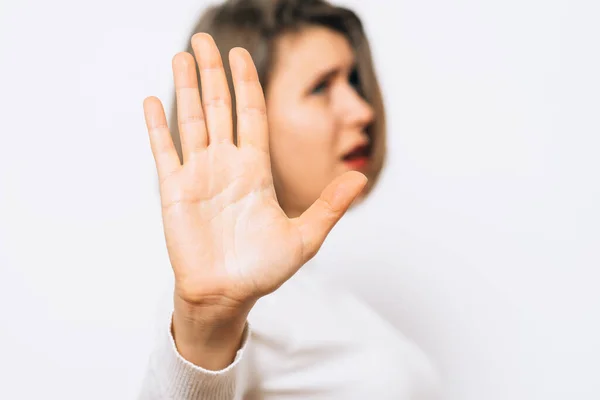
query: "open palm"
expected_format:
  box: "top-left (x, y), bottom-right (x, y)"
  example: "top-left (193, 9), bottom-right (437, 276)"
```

top-left (143, 33), bottom-right (367, 312)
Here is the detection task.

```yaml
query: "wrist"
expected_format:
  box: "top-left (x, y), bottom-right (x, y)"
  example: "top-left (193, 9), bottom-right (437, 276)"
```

top-left (171, 294), bottom-right (254, 370)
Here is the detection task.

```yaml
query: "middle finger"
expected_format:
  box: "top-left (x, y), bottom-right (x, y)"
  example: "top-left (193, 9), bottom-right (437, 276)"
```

top-left (191, 33), bottom-right (233, 145)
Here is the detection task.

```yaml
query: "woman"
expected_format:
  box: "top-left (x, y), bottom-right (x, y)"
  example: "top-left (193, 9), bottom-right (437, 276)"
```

top-left (140, 0), bottom-right (440, 398)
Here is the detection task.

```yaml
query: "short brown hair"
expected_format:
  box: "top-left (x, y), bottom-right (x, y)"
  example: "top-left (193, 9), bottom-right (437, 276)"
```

top-left (169, 0), bottom-right (387, 194)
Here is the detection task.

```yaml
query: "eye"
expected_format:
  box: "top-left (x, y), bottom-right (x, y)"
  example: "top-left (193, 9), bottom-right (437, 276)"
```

top-left (311, 79), bottom-right (330, 95)
top-left (349, 68), bottom-right (360, 90)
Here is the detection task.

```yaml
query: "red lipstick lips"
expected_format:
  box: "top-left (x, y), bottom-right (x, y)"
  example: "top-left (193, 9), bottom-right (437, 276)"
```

top-left (342, 143), bottom-right (371, 171)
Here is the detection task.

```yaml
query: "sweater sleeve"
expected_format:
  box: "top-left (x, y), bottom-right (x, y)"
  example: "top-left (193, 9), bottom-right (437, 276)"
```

top-left (138, 312), bottom-right (252, 400)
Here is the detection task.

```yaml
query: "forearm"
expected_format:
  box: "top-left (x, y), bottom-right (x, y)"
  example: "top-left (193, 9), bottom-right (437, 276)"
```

top-left (138, 302), bottom-right (252, 400)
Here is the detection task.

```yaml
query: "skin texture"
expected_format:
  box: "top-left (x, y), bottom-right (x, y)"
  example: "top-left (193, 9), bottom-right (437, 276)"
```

top-left (142, 29), bottom-right (371, 370)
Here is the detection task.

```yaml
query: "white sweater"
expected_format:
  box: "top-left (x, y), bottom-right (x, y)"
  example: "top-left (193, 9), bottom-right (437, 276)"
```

top-left (138, 264), bottom-right (441, 399)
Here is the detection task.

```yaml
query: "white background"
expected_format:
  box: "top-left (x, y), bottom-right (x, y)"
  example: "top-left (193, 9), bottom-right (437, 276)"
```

top-left (1, 0), bottom-right (599, 398)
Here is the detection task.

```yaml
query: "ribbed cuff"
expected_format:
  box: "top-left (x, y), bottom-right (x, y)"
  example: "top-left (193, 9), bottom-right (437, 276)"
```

top-left (155, 312), bottom-right (251, 399)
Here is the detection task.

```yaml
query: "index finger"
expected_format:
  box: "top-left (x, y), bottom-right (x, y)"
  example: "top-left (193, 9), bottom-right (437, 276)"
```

top-left (229, 47), bottom-right (269, 154)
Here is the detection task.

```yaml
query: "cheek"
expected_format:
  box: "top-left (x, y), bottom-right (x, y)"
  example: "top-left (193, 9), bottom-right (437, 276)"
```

top-left (268, 103), bottom-right (337, 169)
top-left (266, 101), bottom-right (340, 210)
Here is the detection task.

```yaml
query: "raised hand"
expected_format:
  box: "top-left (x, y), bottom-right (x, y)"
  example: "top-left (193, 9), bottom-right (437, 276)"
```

top-left (143, 33), bottom-right (366, 342)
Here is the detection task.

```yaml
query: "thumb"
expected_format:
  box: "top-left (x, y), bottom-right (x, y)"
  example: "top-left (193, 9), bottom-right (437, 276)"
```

top-left (293, 171), bottom-right (368, 263)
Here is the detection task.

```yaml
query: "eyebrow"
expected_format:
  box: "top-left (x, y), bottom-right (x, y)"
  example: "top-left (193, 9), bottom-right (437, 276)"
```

top-left (307, 62), bottom-right (357, 91)
top-left (312, 67), bottom-right (341, 85)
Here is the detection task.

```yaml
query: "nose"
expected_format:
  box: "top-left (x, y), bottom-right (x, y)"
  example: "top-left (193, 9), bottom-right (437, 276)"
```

top-left (339, 85), bottom-right (375, 129)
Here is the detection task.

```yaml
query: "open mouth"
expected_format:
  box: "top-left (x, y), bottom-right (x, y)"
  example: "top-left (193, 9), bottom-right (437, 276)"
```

top-left (342, 144), bottom-right (371, 170)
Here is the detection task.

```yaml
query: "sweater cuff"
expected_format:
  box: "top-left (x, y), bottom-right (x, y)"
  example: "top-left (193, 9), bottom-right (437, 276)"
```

top-left (155, 312), bottom-right (251, 399)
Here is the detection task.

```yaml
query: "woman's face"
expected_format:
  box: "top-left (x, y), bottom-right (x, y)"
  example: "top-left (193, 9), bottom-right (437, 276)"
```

top-left (265, 25), bottom-right (375, 218)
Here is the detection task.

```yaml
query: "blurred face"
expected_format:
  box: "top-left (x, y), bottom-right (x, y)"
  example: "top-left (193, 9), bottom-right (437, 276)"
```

top-left (265, 25), bottom-right (375, 218)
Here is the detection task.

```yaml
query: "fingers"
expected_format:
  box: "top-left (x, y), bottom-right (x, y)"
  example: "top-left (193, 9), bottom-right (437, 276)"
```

top-left (293, 171), bottom-right (368, 263)
top-left (143, 96), bottom-right (181, 183)
top-left (191, 33), bottom-right (233, 145)
top-left (172, 52), bottom-right (208, 162)
top-left (229, 48), bottom-right (269, 154)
